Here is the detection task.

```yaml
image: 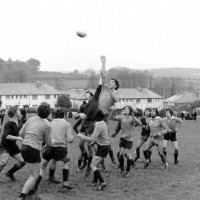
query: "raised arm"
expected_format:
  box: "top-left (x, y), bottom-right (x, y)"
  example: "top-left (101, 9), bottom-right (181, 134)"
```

top-left (100, 55), bottom-right (106, 85)
top-left (110, 108), bottom-right (121, 121)
top-left (93, 73), bottom-right (103, 100)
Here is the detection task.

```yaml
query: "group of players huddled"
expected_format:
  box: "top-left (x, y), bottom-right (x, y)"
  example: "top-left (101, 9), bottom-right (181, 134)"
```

top-left (0, 56), bottom-right (183, 200)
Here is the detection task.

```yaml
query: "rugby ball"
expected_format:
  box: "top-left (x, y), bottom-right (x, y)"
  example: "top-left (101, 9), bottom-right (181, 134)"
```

top-left (76, 31), bottom-right (87, 38)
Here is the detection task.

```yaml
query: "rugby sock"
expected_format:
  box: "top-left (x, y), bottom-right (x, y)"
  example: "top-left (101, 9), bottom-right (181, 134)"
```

top-left (163, 150), bottom-right (167, 157)
top-left (117, 152), bottom-right (120, 159)
top-left (143, 150), bottom-right (149, 160)
top-left (109, 149), bottom-right (116, 163)
top-left (149, 151), bottom-right (152, 162)
top-left (78, 156), bottom-right (83, 168)
top-left (7, 164), bottom-right (20, 175)
top-left (93, 171), bottom-right (98, 183)
top-left (101, 159), bottom-right (106, 170)
top-left (34, 175), bottom-right (42, 191)
top-left (160, 154), bottom-right (166, 164)
top-left (83, 152), bottom-right (88, 161)
top-left (63, 169), bottom-right (69, 182)
top-left (119, 154), bottom-right (124, 171)
top-left (94, 169), bottom-right (104, 183)
top-left (126, 159), bottom-right (132, 172)
top-left (87, 156), bottom-right (93, 168)
top-left (136, 148), bottom-right (140, 159)
top-left (49, 169), bottom-right (55, 178)
top-left (19, 193), bottom-right (27, 199)
top-left (174, 150), bottom-right (178, 162)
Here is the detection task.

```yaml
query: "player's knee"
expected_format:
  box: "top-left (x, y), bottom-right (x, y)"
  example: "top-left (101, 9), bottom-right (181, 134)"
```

top-left (0, 157), bottom-right (8, 167)
top-left (0, 161), bottom-right (7, 168)
top-left (163, 147), bottom-right (167, 152)
top-left (19, 161), bottom-right (26, 168)
top-left (174, 149), bottom-right (178, 154)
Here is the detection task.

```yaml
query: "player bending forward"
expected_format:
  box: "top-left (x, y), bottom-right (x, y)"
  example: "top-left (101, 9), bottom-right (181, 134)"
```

top-left (78, 109), bottom-right (110, 190)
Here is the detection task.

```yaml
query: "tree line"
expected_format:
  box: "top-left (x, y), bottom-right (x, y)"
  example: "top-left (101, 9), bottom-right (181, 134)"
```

top-left (87, 67), bottom-right (196, 99)
top-left (0, 58), bottom-right (196, 99)
top-left (0, 58), bottom-right (40, 83)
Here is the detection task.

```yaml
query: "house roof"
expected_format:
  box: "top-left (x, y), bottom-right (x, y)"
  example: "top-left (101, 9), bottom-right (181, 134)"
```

top-left (165, 92), bottom-right (200, 104)
top-left (117, 88), bottom-right (163, 99)
top-left (71, 88), bottom-right (163, 100)
top-left (0, 83), bottom-right (62, 95)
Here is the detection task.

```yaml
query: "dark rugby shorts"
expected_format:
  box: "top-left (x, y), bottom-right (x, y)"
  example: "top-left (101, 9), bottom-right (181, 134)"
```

top-left (95, 144), bottom-right (110, 158)
top-left (42, 146), bottom-right (68, 161)
top-left (6, 144), bottom-right (21, 157)
top-left (21, 144), bottom-right (41, 163)
top-left (164, 132), bottom-right (177, 142)
top-left (119, 138), bottom-right (133, 150)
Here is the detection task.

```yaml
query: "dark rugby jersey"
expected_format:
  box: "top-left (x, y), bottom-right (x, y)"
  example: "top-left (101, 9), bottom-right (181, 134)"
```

top-left (80, 85), bottom-right (102, 121)
top-left (140, 117), bottom-right (150, 137)
top-left (0, 120), bottom-right (22, 150)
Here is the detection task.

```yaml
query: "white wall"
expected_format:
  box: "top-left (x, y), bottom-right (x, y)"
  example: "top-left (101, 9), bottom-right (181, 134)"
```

top-left (1, 94), bottom-right (58, 108)
top-left (73, 98), bottom-right (164, 111)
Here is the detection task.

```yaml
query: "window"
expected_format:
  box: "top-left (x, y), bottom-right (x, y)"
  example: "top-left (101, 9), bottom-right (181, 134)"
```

top-left (54, 95), bottom-right (57, 99)
top-left (6, 95), bottom-right (10, 100)
top-left (136, 99), bottom-right (140, 103)
top-left (16, 95), bottom-right (18, 99)
top-left (24, 95), bottom-right (27, 99)
top-left (32, 95), bottom-right (38, 100)
top-left (45, 95), bottom-right (50, 100)
top-left (0, 95), bottom-right (2, 99)
top-left (20, 95), bottom-right (22, 98)
top-left (11, 95), bottom-right (14, 99)
top-left (148, 99), bottom-right (152, 103)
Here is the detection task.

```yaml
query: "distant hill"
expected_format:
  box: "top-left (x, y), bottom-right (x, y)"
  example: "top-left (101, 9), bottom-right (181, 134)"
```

top-left (150, 68), bottom-right (200, 78)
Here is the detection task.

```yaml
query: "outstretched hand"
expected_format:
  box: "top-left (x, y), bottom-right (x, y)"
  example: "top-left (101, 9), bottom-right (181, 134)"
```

top-left (100, 55), bottom-right (106, 63)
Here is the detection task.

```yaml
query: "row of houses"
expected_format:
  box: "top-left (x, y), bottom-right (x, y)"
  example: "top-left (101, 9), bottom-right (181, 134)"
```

top-left (0, 83), bottom-right (163, 111)
top-left (1, 82), bottom-right (198, 111)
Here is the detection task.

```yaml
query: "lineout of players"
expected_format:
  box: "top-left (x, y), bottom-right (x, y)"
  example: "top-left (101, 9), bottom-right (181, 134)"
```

top-left (0, 56), bottom-right (184, 200)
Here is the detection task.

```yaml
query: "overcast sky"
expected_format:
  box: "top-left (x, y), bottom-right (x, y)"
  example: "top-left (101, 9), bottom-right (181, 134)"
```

top-left (0, 0), bottom-right (200, 72)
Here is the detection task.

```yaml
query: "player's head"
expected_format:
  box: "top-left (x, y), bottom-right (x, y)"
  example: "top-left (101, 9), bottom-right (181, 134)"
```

top-left (109, 78), bottom-right (119, 90)
top-left (55, 107), bottom-right (65, 119)
top-left (144, 108), bottom-right (151, 117)
top-left (165, 108), bottom-right (173, 117)
top-left (20, 108), bottom-right (27, 117)
top-left (151, 108), bottom-right (159, 117)
top-left (94, 109), bottom-right (105, 122)
top-left (8, 105), bottom-right (21, 118)
top-left (124, 105), bottom-right (134, 116)
top-left (37, 102), bottom-right (51, 119)
top-left (85, 90), bottom-right (93, 99)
